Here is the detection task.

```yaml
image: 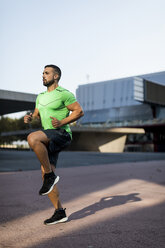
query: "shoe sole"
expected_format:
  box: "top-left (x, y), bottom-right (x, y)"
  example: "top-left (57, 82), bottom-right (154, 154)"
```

top-left (44, 217), bottom-right (68, 225)
top-left (41, 176), bottom-right (60, 196)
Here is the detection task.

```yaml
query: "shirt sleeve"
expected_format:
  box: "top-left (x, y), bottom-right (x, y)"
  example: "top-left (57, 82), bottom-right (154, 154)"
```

top-left (62, 90), bottom-right (77, 106)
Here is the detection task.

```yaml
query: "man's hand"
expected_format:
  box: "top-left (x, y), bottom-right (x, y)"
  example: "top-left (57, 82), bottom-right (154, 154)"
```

top-left (50, 116), bottom-right (62, 128)
top-left (24, 113), bottom-right (33, 123)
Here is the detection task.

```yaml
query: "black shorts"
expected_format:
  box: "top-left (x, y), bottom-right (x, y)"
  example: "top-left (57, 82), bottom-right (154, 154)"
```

top-left (42, 128), bottom-right (72, 167)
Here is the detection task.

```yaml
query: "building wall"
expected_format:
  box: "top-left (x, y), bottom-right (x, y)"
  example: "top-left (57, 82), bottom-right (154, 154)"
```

top-left (76, 71), bottom-right (165, 124)
top-left (76, 77), bottom-right (140, 112)
top-left (76, 71), bottom-right (165, 110)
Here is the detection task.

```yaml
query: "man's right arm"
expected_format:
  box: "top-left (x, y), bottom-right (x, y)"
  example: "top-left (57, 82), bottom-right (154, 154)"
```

top-left (24, 108), bottom-right (40, 123)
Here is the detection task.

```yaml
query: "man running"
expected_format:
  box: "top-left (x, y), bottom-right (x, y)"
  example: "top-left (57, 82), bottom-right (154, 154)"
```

top-left (24, 64), bottom-right (84, 225)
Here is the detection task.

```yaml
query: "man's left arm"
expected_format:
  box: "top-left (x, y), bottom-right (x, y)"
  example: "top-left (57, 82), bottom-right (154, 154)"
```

top-left (50, 102), bottom-right (84, 128)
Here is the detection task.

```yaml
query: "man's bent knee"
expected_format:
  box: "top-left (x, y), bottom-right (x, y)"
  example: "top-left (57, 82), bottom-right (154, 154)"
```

top-left (27, 133), bottom-right (37, 148)
top-left (27, 132), bottom-right (42, 148)
top-left (27, 131), bottom-right (49, 148)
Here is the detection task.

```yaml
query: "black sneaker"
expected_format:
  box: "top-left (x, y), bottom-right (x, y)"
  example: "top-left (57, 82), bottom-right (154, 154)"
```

top-left (39, 171), bottom-right (59, 196)
top-left (44, 208), bottom-right (68, 225)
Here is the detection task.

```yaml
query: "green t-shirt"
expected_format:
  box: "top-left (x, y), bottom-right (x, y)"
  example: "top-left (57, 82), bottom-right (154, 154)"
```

top-left (35, 86), bottom-right (77, 138)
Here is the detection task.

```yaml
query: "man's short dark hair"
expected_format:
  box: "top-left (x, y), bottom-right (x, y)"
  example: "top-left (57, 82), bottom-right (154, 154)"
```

top-left (44, 64), bottom-right (61, 81)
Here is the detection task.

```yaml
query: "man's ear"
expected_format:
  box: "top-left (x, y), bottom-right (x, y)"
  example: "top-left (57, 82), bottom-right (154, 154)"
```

top-left (54, 74), bottom-right (59, 80)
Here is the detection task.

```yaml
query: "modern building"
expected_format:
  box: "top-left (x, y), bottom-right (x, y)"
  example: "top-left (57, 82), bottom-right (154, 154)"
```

top-left (76, 71), bottom-right (165, 152)
top-left (76, 71), bottom-right (165, 125)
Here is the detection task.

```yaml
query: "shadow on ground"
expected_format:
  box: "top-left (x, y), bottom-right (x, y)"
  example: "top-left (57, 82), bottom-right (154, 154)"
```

top-left (69, 193), bottom-right (141, 220)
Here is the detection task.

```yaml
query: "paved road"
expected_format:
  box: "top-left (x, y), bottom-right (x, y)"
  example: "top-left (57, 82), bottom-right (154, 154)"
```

top-left (0, 159), bottom-right (165, 248)
top-left (1, 149), bottom-right (165, 172)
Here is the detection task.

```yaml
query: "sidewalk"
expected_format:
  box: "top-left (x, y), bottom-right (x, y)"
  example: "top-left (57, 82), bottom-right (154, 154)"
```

top-left (0, 160), bottom-right (165, 248)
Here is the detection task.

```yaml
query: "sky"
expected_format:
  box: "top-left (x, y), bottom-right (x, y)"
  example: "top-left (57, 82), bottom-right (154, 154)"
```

top-left (1, 0), bottom-right (165, 117)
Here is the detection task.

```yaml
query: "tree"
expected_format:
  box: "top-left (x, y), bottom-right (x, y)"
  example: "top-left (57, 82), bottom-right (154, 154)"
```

top-left (0, 113), bottom-right (41, 145)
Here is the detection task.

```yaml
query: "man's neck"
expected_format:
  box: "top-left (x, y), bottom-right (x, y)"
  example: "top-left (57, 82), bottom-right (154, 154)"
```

top-left (47, 83), bottom-right (59, 92)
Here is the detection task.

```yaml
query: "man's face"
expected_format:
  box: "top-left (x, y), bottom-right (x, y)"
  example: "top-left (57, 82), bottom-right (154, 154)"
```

top-left (43, 67), bottom-right (58, 87)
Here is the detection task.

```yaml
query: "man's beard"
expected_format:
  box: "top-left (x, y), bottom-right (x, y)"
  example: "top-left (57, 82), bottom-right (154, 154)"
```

top-left (43, 79), bottom-right (55, 87)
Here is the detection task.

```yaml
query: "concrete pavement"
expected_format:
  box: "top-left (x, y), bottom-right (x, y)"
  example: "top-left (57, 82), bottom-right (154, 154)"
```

top-left (1, 149), bottom-right (165, 171)
top-left (0, 155), bottom-right (165, 248)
